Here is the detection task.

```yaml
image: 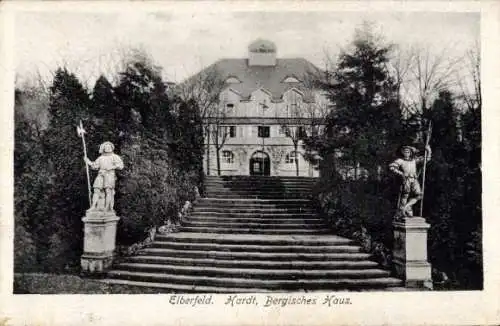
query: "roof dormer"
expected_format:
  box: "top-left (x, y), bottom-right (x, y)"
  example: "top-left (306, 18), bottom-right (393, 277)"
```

top-left (282, 76), bottom-right (301, 83)
top-left (225, 76), bottom-right (241, 84)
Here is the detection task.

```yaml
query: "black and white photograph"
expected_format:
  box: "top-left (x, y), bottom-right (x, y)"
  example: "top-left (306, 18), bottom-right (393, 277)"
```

top-left (2, 1), bottom-right (499, 325)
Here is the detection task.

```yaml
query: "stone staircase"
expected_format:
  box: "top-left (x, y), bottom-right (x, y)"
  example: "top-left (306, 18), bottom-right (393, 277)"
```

top-left (103, 175), bottom-right (402, 292)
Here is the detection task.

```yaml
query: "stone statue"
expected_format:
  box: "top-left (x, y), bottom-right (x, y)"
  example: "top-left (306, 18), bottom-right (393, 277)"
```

top-left (84, 141), bottom-right (124, 212)
top-left (389, 144), bottom-right (431, 217)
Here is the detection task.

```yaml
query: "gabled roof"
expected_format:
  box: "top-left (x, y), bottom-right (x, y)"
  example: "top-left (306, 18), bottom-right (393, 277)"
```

top-left (184, 58), bottom-right (321, 102)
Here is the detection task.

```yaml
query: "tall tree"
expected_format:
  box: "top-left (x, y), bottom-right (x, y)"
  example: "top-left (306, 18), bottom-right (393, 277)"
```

top-left (42, 68), bottom-right (91, 270)
top-left (170, 99), bottom-right (204, 172)
top-left (318, 23), bottom-right (403, 178)
top-left (176, 66), bottom-right (226, 175)
top-left (114, 49), bottom-right (173, 141)
top-left (209, 100), bottom-right (232, 176)
top-left (278, 95), bottom-right (323, 176)
top-left (424, 89), bottom-right (482, 289)
top-left (90, 75), bottom-right (121, 146)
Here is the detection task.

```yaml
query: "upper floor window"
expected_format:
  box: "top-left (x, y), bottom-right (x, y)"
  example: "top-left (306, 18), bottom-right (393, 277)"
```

top-left (225, 76), bottom-right (241, 84)
top-left (220, 126), bottom-right (236, 138)
top-left (283, 76), bottom-right (300, 83)
top-left (285, 151), bottom-right (298, 164)
top-left (258, 126), bottom-right (270, 138)
top-left (222, 150), bottom-right (234, 164)
top-left (298, 126), bottom-right (307, 138)
top-left (218, 126), bottom-right (236, 138)
top-left (227, 126), bottom-right (236, 138)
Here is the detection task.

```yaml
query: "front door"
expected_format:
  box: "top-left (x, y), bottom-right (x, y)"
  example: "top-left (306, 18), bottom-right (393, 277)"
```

top-left (249, 151), bottom-right (270, 176)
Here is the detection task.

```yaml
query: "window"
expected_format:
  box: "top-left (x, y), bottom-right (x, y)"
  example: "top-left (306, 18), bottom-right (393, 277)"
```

top-left (298, 126), bottom-right (307, 138)
top-left (220, 126), bottom-right (236, 138)
top-left (226, 103), bottom-right (234, 110)
top-left (283, 76), bottom-right (300, 83)
top-left (285, 151), bottom-right (298, 164)
top-left (222, 150), bottom-right (234, 164)
top-left (258, 126), bottom-right (270, 138)
top-left (225, 76), bottom-right (241, 84)
top-left (228, 126), bottom-right (236, 138)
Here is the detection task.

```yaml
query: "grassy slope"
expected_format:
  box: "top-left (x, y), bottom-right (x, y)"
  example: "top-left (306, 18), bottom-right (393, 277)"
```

top-left (14, 273), bottom-right (174, 294)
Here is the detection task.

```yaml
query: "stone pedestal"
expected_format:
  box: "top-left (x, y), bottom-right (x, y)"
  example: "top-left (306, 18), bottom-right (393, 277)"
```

top-left (393, 217), bottom-right (433, 289)
top-left (81, 210), bottom-right (120, 274)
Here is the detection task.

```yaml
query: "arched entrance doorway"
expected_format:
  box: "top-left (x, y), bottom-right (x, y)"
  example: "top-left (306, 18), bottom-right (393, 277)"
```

top-left (249, 151), bottom-right (270, 176)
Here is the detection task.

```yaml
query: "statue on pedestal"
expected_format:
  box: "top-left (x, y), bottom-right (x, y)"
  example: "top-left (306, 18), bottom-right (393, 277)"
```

top-left (84, 141), bottom-right (124, 212)
top-left (389, 144), bottom-right (431, 218)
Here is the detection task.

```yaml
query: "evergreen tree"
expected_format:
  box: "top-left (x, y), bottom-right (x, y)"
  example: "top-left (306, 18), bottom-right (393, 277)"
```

top-left (42, 68), bottom-right (91, 271)
top-left (316, 24), bottom-right (404, 178)
top-left (424, 90), bottom-right (482, 289)
top-left (14, 89), bottom-right (51, 271)
top-left (90, 75), bottom-right (121, 146)
top-left (114, 50), bottom-right (172, 141)
top-left (171, 99), bottom-right (204, 172)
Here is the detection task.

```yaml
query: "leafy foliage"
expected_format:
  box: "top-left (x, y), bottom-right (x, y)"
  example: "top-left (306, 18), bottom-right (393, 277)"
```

top-left (14, 50), bottom-right (204, 273)
top-left (310, 26), bottom-right (482, 290)
top-left (311, 25), bottom-right (406, 176)
top-left (423, 91), bottom-right (482, 289)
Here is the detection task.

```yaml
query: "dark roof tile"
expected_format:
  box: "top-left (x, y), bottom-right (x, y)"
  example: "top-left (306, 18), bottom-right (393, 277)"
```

top-left (184, 58), bottom-right (321, 102)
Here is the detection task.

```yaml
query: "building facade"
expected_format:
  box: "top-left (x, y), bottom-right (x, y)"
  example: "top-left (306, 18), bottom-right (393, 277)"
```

top-left (187, 39), bottom-right (328, 177)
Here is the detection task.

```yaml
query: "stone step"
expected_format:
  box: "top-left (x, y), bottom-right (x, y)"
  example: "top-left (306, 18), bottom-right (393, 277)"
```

top-left (181, 221), bottom-right (326, 229)
top-left (126, 255), bottom-right (380, 269)
top-left (190, 210), bottom-right (316, 216)
top-left (204, 176), bottom-right (317, 182)
top-left (192, 208), bottom-right (315, 214)
top-left (204, 181), bottom-right (315, 186)
top-left (101, 279), bottom-right (271, 293)
top-left (205, 183), bottom-right (313, 188)
top-left (204, 179), bottom-right (315, 185)
top-left (204, 191), bottom-right (311, 197)
top-left (156, 233), bottom-right (355, 246)
top-left (141, 248), bottom-right (372, 261)
top-left (204, 186), bottom-right (313, 192)
top-left (196, 198), bottom-right (312, 204)
top-left (193, 202), bottom-right (313, 209)
top-left (203, 182), bottom-right (316, 187)
top-left (103, 174), bottom-right (402, 292)
top-left (203, 186), bottom-right (314, 192)
top-left (112, 263), bottom-right (390, 279)
top-left (105, 270), bottom-right (402, 290)
top-left (150, 241), bottom-right (361, 253)
top-left (177, 226), bottom-right (332, 234)
top-left (204, 190), bottom-right (312, 196)
top-left (187, 217), bottom-right (323, 224)
top-left (206, 193), bottom-right (310, 199)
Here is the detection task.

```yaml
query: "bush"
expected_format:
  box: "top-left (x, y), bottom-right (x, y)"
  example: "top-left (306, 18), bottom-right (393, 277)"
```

top-left (314, 176), bottom-right (395, 268)
top-left (14, 54), bottom-right (204, 274)
top-left (14, 225), bottom-right (37, 273)
top-left (115, 136), bottom-right (198, 246)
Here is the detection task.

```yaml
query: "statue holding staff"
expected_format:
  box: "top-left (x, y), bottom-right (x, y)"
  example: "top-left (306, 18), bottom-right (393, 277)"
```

top-left (389, 144), bottom-right (432, 218)
top-left (84, 141), bottom-right (124, 212)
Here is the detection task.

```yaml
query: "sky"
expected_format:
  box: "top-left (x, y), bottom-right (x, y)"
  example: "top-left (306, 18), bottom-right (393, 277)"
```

top-left (14, 9), bottom-right (479, 87)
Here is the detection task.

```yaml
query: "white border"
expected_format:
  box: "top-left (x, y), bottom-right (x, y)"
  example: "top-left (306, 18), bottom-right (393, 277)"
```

top-left (1, 1), bottom-right (499, 325)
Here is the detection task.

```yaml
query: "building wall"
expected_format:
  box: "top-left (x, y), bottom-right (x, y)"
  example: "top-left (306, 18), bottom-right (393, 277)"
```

top-left (204, 140), bottom-right (319, 177)
top-left (221, 88), bottom-right (319, 119)
top-left (203, 87), bottom-right (325, 177)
